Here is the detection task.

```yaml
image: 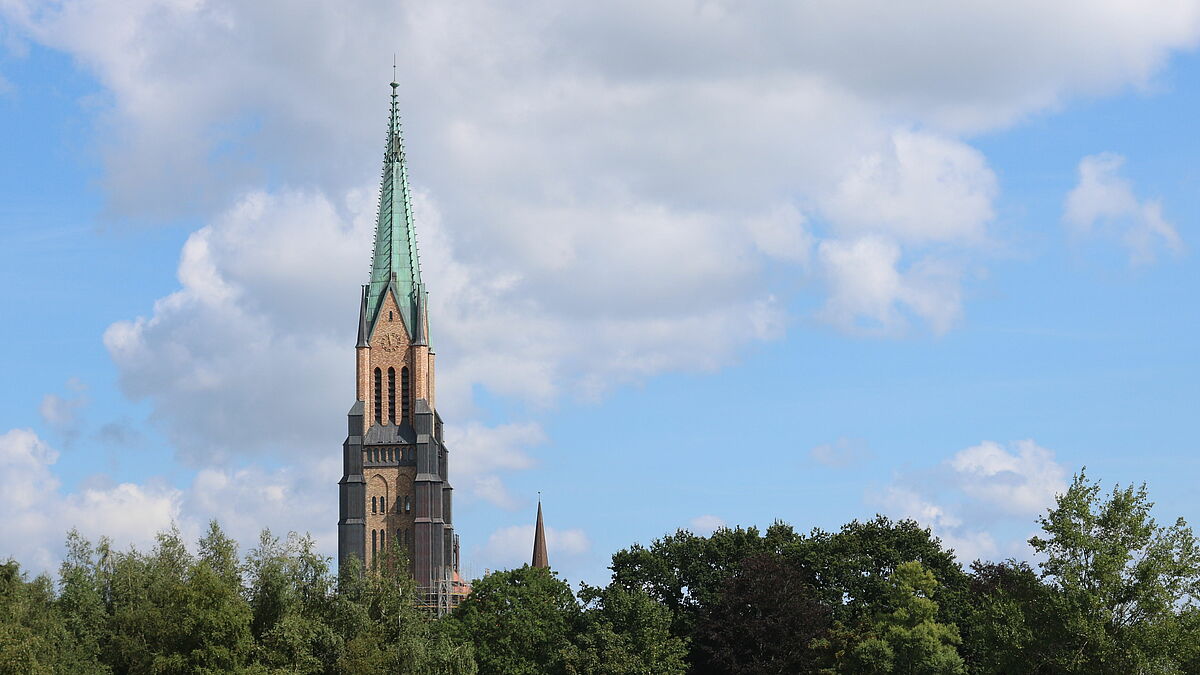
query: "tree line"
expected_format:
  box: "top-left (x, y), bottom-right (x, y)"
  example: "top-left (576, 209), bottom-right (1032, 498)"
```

top-left (3, 470), bottom-right (1200, 674)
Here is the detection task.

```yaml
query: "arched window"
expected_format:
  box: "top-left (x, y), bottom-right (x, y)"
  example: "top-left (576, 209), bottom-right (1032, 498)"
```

top-left (389, 310), bottom-right (393, 322)
top-left (372, 496), bottom-right (377, 514)
top-left (387, 368), bottom-right (396, 424)
top-left (401, 366), bottom-right (411, 420)
top-left (373, 368), bottom-right (382, 422)
top-left (372, 530), bottom-right (377, 557)
top-left (405, 495), bottom-right (412, 513)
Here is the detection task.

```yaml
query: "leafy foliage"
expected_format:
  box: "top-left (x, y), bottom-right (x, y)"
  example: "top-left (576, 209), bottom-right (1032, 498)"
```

top-left (1027, 470), bottom-right (1200, 671)
top-left (565, 583), bottom-right (688, 674)
top-left (443, 565), bottom-right (579, 675)
top-left (3, 470), bottom-right (1199, 674)
top-left (693, 553), bottom-right (831, 674)
top-left (845, 561), bottom-right (965, 674)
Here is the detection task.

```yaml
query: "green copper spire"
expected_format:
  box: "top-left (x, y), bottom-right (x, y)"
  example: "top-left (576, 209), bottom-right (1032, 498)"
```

top-left (366, 79), bottom-right (424, 338)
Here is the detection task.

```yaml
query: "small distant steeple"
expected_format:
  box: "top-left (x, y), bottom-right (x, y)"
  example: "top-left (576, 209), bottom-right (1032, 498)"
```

top-left (532, 497), bottom-right (549, 569)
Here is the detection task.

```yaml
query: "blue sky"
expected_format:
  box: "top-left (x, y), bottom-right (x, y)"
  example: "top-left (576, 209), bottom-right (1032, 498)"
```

top-left (2, 2), bottom-right (1199, 586)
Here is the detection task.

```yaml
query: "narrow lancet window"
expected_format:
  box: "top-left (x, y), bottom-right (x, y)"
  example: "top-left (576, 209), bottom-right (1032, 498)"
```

top-left (373, 368), bottom-right (382, 422)
top-left (387, 367), bottom-right (396, 424)
top-left (372, 496), bottom-right (377, 514)
top-left (401, 366), bottom-right (411, 420)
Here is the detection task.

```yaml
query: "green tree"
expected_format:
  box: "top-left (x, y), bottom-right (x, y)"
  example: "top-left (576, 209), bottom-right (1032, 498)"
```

top-left (334, 544), bottom-right (475, 674)
top-left (1027, 470), bottom-right (1200, 671)
top-left (56, 531), bottom-right (111, 673)
top-left (100, 527), bottom-right (194, 673)
top-left (445, 565), bottom-right (578, 675)
top-left (693, 553), bottom-right (831, 674)
top-left (563, 584), bottom-right (687, 675)
top-left (244, 530), bottom-right (339, 673)
top-left (959, 560), bottom-right (1056, 673)
top-left (0, 560), bottom-right (74, 675)
top-left (798, 516), bottom-right (969, 628)
top-left (182, 521), bottom-right (255, 672)
top-left (608, 523), bottom-right (801, 650)
top-left (847, 561), bottom-right (965, 675)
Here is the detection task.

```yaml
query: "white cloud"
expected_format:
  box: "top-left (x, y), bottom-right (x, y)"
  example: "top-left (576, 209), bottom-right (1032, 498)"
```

top-left (0, 428), bottom-right (178, 572)
top-left (822, 130), bottom-right (997, 245)
top-left (0, 426), bottom-right (346, 574)
top-left (688, 514), bottom-right (726, 535)
top-left (948, 439), bottom-right (1068, 516)
top-left (102, 189), bottom-right (368, 465)
top-left (817, 236), bottom-right (963, 335)
top-left (4, 0), bottom-right (1194, 354)
top-left (3, 1), bottom-right (1197, 573)
top-left (810, 437), bottom-right (872, 468)
top-left (1064, 153), bottom-right (1185, 264)
top-left (480, 522), bottom-right (591, 569)
top-left (876, 439), bottom-right (1069, 563)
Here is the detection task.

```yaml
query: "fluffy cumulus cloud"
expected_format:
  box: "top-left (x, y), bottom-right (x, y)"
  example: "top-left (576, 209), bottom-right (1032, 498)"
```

top-left (0, 428), bottom-right (178, 571)
top-left (2, 1), bottom-right (1198, 569)
top-left (876, 439), bottom-right (1068, 563)
top-left (4, 0), bottom-right (1196, 346)
top-left (817, 237), bottom-right (963, 335)
top-left (0, 426), bottom-right (344, 572)
top-left (102, 189), bottom-right (369, 464)
top-left (1064, 153), bottom-right (1185, 264)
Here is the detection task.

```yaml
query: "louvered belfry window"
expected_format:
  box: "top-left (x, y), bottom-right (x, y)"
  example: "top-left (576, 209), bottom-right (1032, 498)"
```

top-left (401, 366), bottom-right (411, 420)
top-left (373, 368), bottom-right (382, 422)
top-left (387, 368), bottom-right (396, 424)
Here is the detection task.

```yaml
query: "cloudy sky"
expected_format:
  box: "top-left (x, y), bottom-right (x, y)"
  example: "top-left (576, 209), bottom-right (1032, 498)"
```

top-left (2, 1), bottom-right (1199, 584)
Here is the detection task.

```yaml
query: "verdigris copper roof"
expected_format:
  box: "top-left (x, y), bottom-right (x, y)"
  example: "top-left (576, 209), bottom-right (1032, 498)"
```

top-left (366, 80), bottom-right (425, 341)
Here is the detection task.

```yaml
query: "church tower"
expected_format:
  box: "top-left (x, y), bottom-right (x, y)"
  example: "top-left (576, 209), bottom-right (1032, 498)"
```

top-left (339, 80), bottom-right (466, 613)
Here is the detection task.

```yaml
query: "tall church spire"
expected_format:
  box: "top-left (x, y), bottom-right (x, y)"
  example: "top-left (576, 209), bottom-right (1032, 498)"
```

top-left (532, 499), bottom-right (549, 569)
top-left (366, 78), bottom-right (423, 335)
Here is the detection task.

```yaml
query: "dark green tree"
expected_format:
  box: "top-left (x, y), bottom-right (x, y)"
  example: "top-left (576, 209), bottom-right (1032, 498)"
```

top-left (244, 530), bottom-right (340, 673)
top-left (0, 560), bottom-right (77, 675)
top-left (181, 522), bottom-right (255, 672)
top-left (846, 561), bottom-right (965, 675)
top-left (608, 523), bottom-right (801, 648)
top-left (334, 544), bottom-right (475, 674)
top-left (693, 553), bottom-right (831, 674)
top-left (444, 565), bottom-right (578, 675)
top-left (100, 526), bottom-right (195, 673)
top-left (959, 560), bottom-right (1057, 673)
top-left (564, 584), bottom-right (687, 675)
top-left (798, 516), bottom-right (969, 628)
top-left (55, 531), bottom-right (111, 673)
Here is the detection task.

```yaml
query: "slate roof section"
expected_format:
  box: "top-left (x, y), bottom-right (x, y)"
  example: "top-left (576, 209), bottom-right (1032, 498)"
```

top-left (363, 422), bottom-right (418, 445)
